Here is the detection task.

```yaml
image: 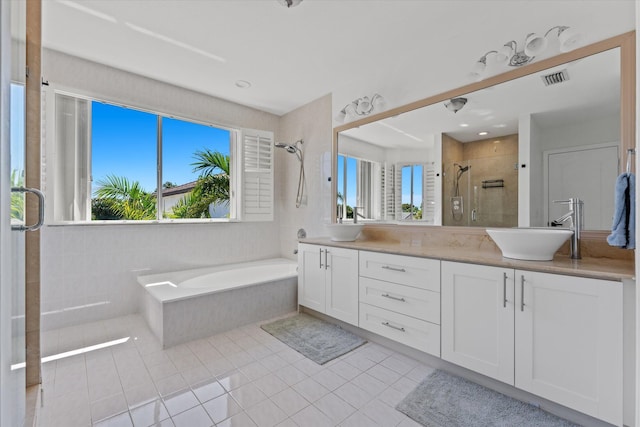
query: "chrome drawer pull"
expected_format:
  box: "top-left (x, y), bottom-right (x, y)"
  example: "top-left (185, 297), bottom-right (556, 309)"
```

top-left (503, 272), bottom-right (507, 308)
top-left (520, 275), bottom-right (525, 312)
top-left (381, 293), bottom-right (406, 302)
top-left (382, 322), bottom-right (405, 332)
top-left (382, 265), bottom-right (406, 272)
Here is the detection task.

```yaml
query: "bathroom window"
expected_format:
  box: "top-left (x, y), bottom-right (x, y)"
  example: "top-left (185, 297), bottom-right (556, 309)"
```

top-left (49, 92), bottom-right (273, 223)
top-left (393, 162), bottom-right (437, 222)
top-left (161, 118), bottom-right (231, 219)
top-left (337, 154), bottom-right (380, 221)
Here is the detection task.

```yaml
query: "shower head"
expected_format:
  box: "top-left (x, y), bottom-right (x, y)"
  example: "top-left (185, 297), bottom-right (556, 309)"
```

top-left (454, 163), bottom-right (469, 173)
top-left (275, 142), bottom-right (297, 154)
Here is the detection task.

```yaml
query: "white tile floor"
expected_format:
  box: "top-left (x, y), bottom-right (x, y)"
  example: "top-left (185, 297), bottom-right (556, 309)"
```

top-left (37, 313), bottom-right (433, 427)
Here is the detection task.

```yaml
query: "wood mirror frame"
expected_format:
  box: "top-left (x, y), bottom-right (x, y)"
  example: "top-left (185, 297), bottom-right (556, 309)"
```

top-left (331, 31), bottom-right (635, 234)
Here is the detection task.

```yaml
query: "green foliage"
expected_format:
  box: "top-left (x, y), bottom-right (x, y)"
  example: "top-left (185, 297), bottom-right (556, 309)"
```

top-left (169, 149), bottom-right (230, 219)
top-left (10, 169), bottom-right (24, 221)
top-left (93, 175), bottom-right (156, 220)
top-left (402, 203), bottom-right (422, 219)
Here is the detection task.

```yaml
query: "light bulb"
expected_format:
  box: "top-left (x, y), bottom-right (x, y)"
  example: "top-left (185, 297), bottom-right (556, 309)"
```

top-left (496, 42), bottom-right (515, 63)
top-left (558, 27), bottom-right (580, 52)
top-left (524, 33), bottom-right (547, 57)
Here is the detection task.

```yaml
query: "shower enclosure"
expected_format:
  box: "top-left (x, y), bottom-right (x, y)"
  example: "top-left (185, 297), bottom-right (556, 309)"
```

top-left (442, 134), bottom-right (518, 227)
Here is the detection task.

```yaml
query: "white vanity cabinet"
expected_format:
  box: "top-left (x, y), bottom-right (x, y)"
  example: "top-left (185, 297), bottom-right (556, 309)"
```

top-left (441, 261), bottom-right (623, 426)
top-left (515, 270), bottom-right (623, 426)
top-left (358, 251), bottom-right (441, 356)
top-left (297, 243), bottom-right (359, 326)
top-left (441, 262), bottom-right (515, 384)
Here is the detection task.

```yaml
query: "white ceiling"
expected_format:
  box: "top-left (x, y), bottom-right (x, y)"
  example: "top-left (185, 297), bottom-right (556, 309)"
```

top-left (42, 0), bottom-right (635, 121)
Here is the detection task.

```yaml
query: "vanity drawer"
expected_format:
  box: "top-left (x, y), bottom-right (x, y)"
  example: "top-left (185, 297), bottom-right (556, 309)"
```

top-left (359, 277), bottom-right (440, 324)
top-left (359, 303), bottom-right (440, 357)
top-left (359, 251), bottom-right (440, 291)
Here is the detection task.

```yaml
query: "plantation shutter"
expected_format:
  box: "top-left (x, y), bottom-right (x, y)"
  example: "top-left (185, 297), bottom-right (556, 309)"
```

top-left (380, 163), bottom-right (396, 221)
top-left (422, 162), bottom-right (437, 223)
top-left (394, 164), bottom-right (403, 221)
top-left (52, 92), bottom-right (91, 221)
top-left (239, 128), bottom-right (274, 221)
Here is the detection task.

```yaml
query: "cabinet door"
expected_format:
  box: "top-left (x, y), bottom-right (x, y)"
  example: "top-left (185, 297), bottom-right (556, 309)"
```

top-left (515, 271), bottom-right (623, 426)
top-left (325, 247), bottom-right (359, 326)
top-left (297, 243), bottom-right (326, 312)
top-left (441, 261), bottom-right (514, 384)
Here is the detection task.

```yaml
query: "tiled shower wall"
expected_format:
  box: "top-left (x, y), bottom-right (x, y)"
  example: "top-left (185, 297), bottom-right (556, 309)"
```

top-left (442, 133), bottom-right (518, 227)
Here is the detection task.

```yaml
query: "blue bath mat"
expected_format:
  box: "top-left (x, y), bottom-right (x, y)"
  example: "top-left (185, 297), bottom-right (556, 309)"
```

top-left (261, 313), bottom-right (366, 365)
top-left (396, 370), bottom-right (580, 427)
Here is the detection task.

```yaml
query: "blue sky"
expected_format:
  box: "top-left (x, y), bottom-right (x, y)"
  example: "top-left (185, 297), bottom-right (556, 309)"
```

top-left (337, 155), bottom-right (357, 207)
top-left (10, 84), bottom-right (25, 177)
top-left (402, 164), bottom-right (423, 207)
top-left (91, 102), bottom-right (230, 192)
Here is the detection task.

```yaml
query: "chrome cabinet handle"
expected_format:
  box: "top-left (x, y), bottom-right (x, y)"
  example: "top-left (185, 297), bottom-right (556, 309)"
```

top-left (503, 272), bottom-right (507, 308)
top-left (11, 187), bottom-right (44, 232)
top-left (520, 275), bottom-right (525, 312)
top-left (382, 265), bottom-right (406, 272)
top-left (319, 248), bottom-right (323, 269)
top-left (324, 249), bottom-right (329, 270)
top-left (382, 293), bottom-right (406, 302)
top-left (382, 322), bottom-right (405, 332)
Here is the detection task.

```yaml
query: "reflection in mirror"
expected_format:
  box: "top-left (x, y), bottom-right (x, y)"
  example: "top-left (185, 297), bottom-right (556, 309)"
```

top-left (442, 134), bottom-right (518, 227)
top-left (336, 42), bottom-right (623, 231)
top-left (338, 132), bottom-right (439, 223)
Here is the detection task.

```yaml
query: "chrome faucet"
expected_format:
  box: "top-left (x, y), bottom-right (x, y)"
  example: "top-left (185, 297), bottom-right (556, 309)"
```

top-left (551, 198), bottom-right (583, 259)
top-left (352, 206), bottom-right (363, 224)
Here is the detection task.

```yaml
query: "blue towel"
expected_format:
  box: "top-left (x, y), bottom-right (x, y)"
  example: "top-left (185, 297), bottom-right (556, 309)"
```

top-left (607, 172), bottom-right (635, 249)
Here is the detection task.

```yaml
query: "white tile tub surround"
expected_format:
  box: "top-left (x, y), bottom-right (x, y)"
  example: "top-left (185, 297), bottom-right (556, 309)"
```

top-left (138, 259), bottom-right (298, 348)
top-left (40, 222), bottom-right (282, 331)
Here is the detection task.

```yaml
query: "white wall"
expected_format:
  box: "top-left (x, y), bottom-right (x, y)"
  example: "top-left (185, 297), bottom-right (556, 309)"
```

top-left (277, 93), bottom-right (333, 258)
top-left (40, 50), bottom-right (282, 329)
top-left (521, 113), bottom-right (619, 227)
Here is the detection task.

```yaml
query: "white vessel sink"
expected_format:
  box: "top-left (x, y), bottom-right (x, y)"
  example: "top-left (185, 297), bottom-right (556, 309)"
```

top-left (486, 228), bottom-right (574, 261)
top-left (326, 223), bottom-right (364, 242)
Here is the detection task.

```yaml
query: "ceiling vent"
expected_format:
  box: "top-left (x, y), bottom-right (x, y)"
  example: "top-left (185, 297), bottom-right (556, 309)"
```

top-left (541, 69), bottom-right (569, 86)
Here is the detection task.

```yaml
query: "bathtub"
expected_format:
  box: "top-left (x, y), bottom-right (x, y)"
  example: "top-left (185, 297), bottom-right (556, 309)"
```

top-left (138, 258), bottom-right (298, 347)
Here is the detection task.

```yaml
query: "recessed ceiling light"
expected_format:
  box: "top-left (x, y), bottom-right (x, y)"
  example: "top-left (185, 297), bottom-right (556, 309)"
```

top-left (459, 123), bottom-right (469, 127)
top-left (492, 123), bottom-right (507, 128)
top-left (235, 80), bottom-right (252, 89)
top-left (478, 131), bottom-right (489, 136)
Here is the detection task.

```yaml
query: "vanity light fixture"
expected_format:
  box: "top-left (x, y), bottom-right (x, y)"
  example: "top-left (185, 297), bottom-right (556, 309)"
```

top-left (335, 94), bottom-right (386, 122)
top-left (471, 26), bottom-right (580, 80)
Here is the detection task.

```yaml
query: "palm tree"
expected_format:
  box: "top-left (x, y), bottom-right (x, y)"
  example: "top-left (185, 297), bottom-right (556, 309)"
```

top-left (170, 149), bottom-right (230, 218)
top-left (94, 175), bottom-right (156, 220)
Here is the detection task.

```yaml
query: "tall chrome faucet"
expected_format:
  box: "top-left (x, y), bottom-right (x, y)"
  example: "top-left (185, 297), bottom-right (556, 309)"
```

top-left (551, 198), bottom-right (583, 259)
top-left (353, 206), bottom-right (362, 224)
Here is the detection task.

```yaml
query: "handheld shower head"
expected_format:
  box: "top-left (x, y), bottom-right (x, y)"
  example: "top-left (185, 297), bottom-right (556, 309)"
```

top-left (275, 142), bottom-right (294, 153)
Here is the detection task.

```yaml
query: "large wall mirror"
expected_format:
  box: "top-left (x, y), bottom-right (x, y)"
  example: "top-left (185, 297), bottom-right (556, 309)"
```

top-left (333, 31), bottom-right (635, 232)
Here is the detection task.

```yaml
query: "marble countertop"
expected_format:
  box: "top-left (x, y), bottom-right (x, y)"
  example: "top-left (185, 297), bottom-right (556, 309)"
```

top-left (300, 237), bottom-right (635, 282)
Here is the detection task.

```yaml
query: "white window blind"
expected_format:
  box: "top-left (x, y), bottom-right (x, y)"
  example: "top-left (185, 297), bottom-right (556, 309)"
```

top-left (394, 164), bottom-right (404, 221)
top-left (422, 162), bottom-right (437, 223)
top-left (52, 93), bottom-right (91, 221)
top-left (238, 129), bottom-right (274, 221)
